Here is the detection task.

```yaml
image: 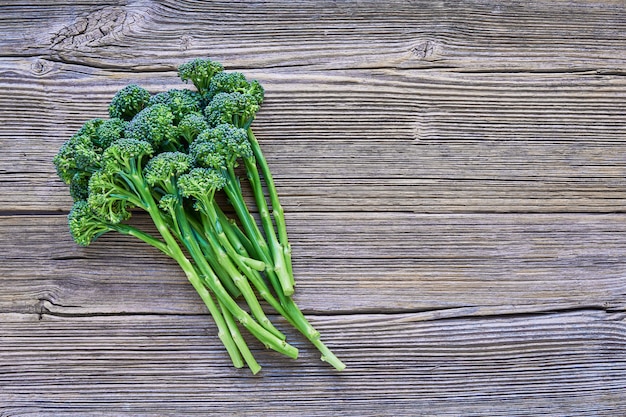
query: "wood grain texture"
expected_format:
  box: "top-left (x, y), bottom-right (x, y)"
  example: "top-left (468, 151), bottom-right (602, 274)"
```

top-left (1, 310), bottom-right (625, 416)
top-left (1, 0), bottom-right (626, 415)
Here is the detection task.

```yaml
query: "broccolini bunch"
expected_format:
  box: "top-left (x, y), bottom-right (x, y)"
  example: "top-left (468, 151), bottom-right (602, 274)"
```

top-left (53, 58), bottom-right (345, 373)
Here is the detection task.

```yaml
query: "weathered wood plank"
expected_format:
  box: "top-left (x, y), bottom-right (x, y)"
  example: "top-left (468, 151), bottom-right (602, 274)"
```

top-left (1, 310), bottom-right (624, 416)
top-left (2, 0), bottom-right (626, 72)
top-left (1, 0), bottom-right (626, 415)
top-left (2, 213), bottom-right (625, 316)
top-left (1, 64), bottom-right (626, 212)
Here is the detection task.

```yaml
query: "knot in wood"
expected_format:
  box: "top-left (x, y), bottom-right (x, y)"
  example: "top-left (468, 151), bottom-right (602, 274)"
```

top-left (50, 6), bottom-right (142, 51)
top-left (31, 59), bottom-right (52, 76)
top-left (411, 39), bottom-right (441, 61)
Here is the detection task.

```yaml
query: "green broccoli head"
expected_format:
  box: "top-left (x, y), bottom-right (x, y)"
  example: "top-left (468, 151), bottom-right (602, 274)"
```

top-left (101, 138), bottom-right (154, 175)
top-left (211, 123), bottom-right (252, 160)
top-left (204, 92), bottom-right (260, 128)
top-left (87, 170), bottom-right (135, 224)
top-left (208, 72), bottom-right (264, 105)
top-left (69, 172), bottom-right (91, 202)
top-left (178, 167), bottom-right (227, 203)
top-left (148, 89), bottom-right (203, 124)
top-left (157, 193), bottom-right (180, 214)
top-left (124, 104), bottom-right (177, 150)
top-left (178, 58), bottom-right (224, 96)
top-left (67, 200), bottom-right (114, 246)
top-left (189, 133), bottom-right (224, 170)
top-left (109, 84), bottom-right (152, 121)
top-left (95, 118), bottom-right (128, 149)
top-left (77, 118), bottom-right (105, 138)
top-left (143, 152), bottom-right (193, 188)
top-left (177, 112), bottom-right (209, 144)
top-left (53, 131), bottom-right (101, 184)
top-left (189, 124), bottom-right (251, 169)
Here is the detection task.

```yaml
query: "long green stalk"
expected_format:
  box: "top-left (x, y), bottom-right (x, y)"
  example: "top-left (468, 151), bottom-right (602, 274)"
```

top-left (246, 128), bottom-right (294, 280)
top-left (242, 157), bottom-right (294, 295)
top-left (219, 299), bottom-right (260, 374)
top-left (172, 202), bottom-right (298, 360)
top-left (127, 172), bottom-right (244, 368)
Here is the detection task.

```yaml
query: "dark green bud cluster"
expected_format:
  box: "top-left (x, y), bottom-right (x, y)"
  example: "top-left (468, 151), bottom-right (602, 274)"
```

top-left (189, 131), bottom-right (226, 169)
top-left (68, 172), bottom-right (91, 201)
top-left (208, 72), bottom-right (264, 105)
top-left (148, 89), bottom-right (203, 123)
top-left (87, 170), bottom-right (135, 224)
top-left (189, 124), bottom-right (252, 170)
top-left (96, 118), bottom-right (129, 149)
top-left (55, 59), bottom-right (244, 247)
top-left (53, 118), bottom-right (121, 188)
top-left (178, 58), bottom-right (224, 95)
top-left (109, 84), bottom-right (151, 121)
top-left (211, 123), bottom-right (252, 159)
top-left (102, 139), bottom-right (153, 174)
top-left (54, 58), bottom-right (265, 246)
top-left (178, 112), bottom-right (209, 144)
top-left (178, 167), bottom-right (227, 199)
top-left (144, 152), bottom-right (193, 187)
top-left (158, 193), bottom-right (180, 214)
top-left (205, 92), bottom-right (260, 128)
top-left (68, 200), bottom-right (112, 246)
top-left (124, 104), bottom-right (177, 149)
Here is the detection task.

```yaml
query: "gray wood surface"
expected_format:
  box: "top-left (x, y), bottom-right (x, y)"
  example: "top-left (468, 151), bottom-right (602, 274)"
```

top-left (1, 1), bottom-right (626, 415)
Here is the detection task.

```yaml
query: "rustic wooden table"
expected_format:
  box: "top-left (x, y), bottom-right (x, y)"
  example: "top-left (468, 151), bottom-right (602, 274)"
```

top-left (2, 1), bottom-right (626, 415)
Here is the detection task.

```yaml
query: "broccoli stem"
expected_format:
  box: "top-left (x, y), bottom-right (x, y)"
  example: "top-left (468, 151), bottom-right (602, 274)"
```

top-left (171, 201), bottom-right (298, 360)
top-left (259, 263), bottom-right (346, 371)
top-left (246, 128), bottom-right (294, 284)
top-left (222, 175), bottom-right (272, 264)
top-left (214, 203), bottom-right (256, 257)
top-left (152, 219), bottom-right (244, 369)
top-left (111, 224), bottom-right (170, 255)
top-left (204, 285), bottom-right (245, 369)
top-left (197, 215), bottom-right (286, 341)
top-left (187, 216), bottom-right (242, 299)
top-left (218, 298), bottom-right (260, 374)
top-left (186, 185), bottom-right (344, 371)
top-left (242, 157), bottom-right (294, 296)
top-left (126, 171), bottom-right (245, 369)
top-left (200, 204), bottom-right (288, 319)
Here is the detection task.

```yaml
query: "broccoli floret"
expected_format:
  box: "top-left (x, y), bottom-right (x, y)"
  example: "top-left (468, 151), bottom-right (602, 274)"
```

top-left (87, 170), bottom-right (135, 224)
top-left (157, 193), bottom-right (180, 214)
top-left (54, 118), bottom-right (125, 183)
top-left (177, 167), bottom-right (227, 219)
top-left (189, 124), bottom-right (251, 170)
top-left (77, 118), bottom-right (105, 138)
top-left (124, 104), bottom-right (177, 151)
top-left (68, 200), bottom-right (115, 246)
top-left (210, 123), bottom-right (252, 160)
top-left (204, 92), bottom-right (260, 129)
top-left (208, 72), bottom-right (264, 105)
top-left (69, 172), bottom-right (91, 202)
top-left (87, 139), bottom-right (153, 224)
top-left (95, 118), bottom-right (128, 149)
top-left (53, 132), bottom-right (101, 184)
top-left (148, 89), bottom-right (203, 124)
top-left (109, 84), bottom-right (151, 121)
top-left (177, 112), bottom-right (209, 144)
top-left (178, 167), bottom-right (227, 199)
top-left (101, 138), bottom-right (153, 175)
top-left (144, 152), bottom-right (193, 190)
top-left (189, 131), bottom-right (226, 170)
top-left (178, 58), bottom-right (224, 96)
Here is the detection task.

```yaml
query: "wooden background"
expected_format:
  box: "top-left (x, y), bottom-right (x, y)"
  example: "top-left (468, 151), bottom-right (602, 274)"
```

top-left (1, 0), bottom-right (626, 415)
